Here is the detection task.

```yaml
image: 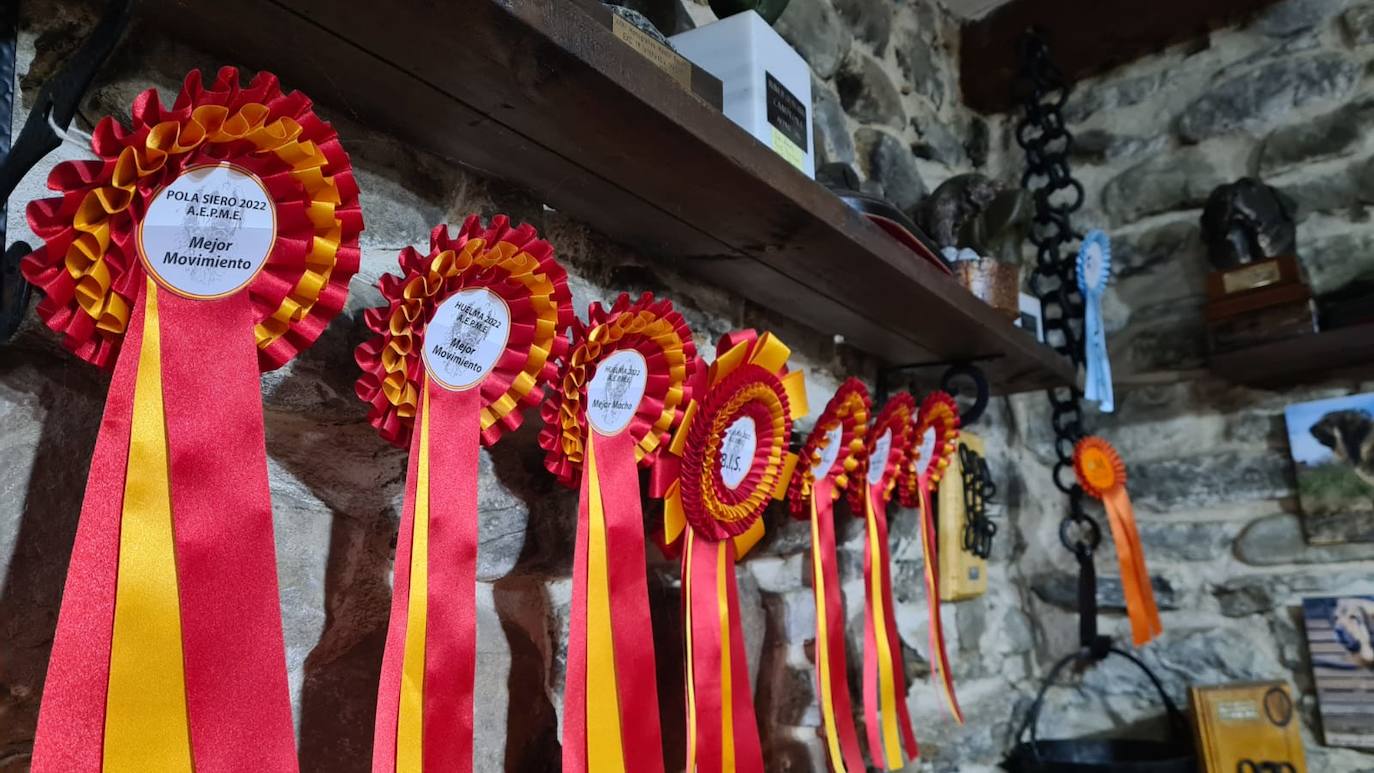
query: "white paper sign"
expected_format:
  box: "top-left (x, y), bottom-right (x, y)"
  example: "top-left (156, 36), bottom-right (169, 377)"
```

top-left (423, 288), bottom-right (511, 391)
top-left (138, 164), bottom-right (275, 299)
top-left (812, 424), bottom-right (843, 478)
top-left (867, 429), bottom-right (892, 486)
top-left (586, 349), bottom-right (648, 434)
top-left (720, 416), bottom-right (758, 490)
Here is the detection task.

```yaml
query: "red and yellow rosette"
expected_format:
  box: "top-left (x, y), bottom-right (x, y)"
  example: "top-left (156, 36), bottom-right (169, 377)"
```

top-left (907, 391), bottom-right (963, 724)
top-left (537, 293), bottom-right (697, 773)
top-left (785, 378), bottom-right (869, 773)
top-left (1073, 437), bottom-right (1162, 646)
top-left (21, 67), bottom-right (361, 772)
top-left (657, 330), bottom-right (807, 773)
top-left (851, 393), bottom-right (920, 770)
top-left (355, 216), bottom-right (572, 773)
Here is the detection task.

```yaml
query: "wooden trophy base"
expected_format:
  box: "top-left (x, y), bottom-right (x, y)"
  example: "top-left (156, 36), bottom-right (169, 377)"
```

top-left (1205, 255), bottom-right (1317, 354)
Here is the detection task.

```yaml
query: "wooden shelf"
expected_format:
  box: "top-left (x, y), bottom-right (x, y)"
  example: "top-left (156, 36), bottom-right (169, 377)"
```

top-left (145, 0), bottom-right (1074, 394)
top-left (1208, 322), bottom-right (1374, 385)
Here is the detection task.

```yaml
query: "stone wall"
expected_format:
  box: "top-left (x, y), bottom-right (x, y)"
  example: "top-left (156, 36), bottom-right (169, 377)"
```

top-left (977, 0), bottom-right (1374, 770)
top-left (6, 0), bottom-right (1374, 772)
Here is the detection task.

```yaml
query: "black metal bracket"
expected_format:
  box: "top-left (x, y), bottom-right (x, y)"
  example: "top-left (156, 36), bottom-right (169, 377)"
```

top-left (0, 0), bottom-right (133, 343)
top-left (875, 356), bottom-right (993, 426)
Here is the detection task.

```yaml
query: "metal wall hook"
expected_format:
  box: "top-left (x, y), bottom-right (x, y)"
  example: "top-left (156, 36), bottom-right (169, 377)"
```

top-left (0, 0), bottom-right (133, 343)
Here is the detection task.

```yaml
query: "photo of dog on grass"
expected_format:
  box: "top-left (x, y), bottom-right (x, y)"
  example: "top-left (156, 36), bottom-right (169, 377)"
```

top-left (1285, 392), bottom-right (1374, 544)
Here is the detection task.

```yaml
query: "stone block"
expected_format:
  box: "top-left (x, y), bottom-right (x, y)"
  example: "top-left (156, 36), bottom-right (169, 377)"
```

top-left (855, 128), bottom-right (926, 216)
top-left (1344, 2), bottom-right (1374, 45)
top-left (811, 76), bottom-right (856, 166)
top-left (1176, 53), bottom-right (1362, 143)
top-left (1101, 146), bottom-right (1228, 225)
top-left (836, 52), bottom-right (906, 129)
top-left (773, 0), bottom-right (852, 80)
top-left (1030, 571), bottom-right (1179, 613)
top-left (1234, 513), bottom-right (1374, 565)
top-left (1259, 99), bottom-right (1374, 174)
top-left (896, 28), bottom-right (945, 107)
top-left (833, 0), bottom-right (892, 53)
top-left (1299, 225), bottom-right (1374, 295)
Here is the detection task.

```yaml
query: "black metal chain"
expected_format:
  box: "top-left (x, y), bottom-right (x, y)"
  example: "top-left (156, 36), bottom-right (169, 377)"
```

top-left (1015, 31), bottom-right (1108, 658)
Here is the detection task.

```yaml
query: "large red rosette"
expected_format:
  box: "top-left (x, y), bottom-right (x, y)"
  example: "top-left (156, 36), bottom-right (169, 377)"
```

top-left (21, 67), bottom-right (361, 773)
top-left (355, 215), bottom-right (571, 773)
top-left (906, 390), bottom-right (964, 724)
top-left (786, 378), bottom-right (870, 773)
top-left (23, 66), bottom-right (361, 371)
top-left (656, 330), bottom-right (808, 773)
top-left (852, 392), bottom-right (920, 770)
top-left (537, 292), bottom-right (696, 773)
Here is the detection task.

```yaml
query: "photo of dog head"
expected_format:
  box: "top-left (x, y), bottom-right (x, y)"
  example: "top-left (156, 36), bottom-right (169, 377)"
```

top-left (1333, 598), bottom-right (1374, 669)
top-left (1310, 409), bottom-right (1374, 488)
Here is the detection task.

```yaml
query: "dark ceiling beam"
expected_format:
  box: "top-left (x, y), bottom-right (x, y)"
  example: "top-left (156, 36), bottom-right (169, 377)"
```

top-left (959, 0), bottom-right (1285, 115)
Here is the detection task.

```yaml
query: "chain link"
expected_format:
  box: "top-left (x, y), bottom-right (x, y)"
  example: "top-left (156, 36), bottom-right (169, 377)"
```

top-left (1015, 32), bottom-right (1098, 557)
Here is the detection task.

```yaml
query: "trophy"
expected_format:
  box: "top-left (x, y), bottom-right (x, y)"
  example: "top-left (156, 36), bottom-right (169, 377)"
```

top-left (1200, 178), bottom-right (1316, 352)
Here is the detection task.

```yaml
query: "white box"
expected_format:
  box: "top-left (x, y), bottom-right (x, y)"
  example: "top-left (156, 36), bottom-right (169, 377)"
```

top-left (670, 12), bottom-right (815, 178)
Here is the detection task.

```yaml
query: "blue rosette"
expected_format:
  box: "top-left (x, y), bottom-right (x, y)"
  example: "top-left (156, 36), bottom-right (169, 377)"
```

top-left (1076, 229), bottom-right (1114, 413)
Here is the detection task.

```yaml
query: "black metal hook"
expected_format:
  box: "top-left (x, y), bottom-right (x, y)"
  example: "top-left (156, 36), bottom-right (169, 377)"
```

top-left (0, 0), bottom-right (133, 343)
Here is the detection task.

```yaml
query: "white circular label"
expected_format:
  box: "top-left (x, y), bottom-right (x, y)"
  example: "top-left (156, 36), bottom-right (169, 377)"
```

top-left (812, 424), bottom-right (844, 478)
top-left (138, 164), bottom-right (275, 299)
top-left (917, 427), bottom-right (937, 473)
top-left (586, 349), bottom-right (648, 435)
top-left (720, 416), bottom-right (758, 490)
top-left (1083, 242), bottom-right (1104, 289)
top-left (422, 288), bottom-right (511, 391)
top-left (867, 429), bottom-right (892, 486)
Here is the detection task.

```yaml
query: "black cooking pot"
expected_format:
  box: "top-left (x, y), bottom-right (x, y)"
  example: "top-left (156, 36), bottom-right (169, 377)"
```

top-left (1004, 647), bottom-right (1197, 773)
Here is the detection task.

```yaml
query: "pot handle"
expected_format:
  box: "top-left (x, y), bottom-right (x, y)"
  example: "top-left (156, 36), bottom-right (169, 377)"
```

top-left (1014, 647), bottom-right (1191, 762)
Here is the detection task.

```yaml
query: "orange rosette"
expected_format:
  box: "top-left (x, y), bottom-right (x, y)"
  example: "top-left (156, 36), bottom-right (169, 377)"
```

top-left (851, 393), bottom-right (921, 770)
top-left (905, 390), bottom-right (964, 725)
top-left (657, 330), bottom-right (807, 773)
top-left (787, 378), bottom-right (870, 773)
top-left (21, 67), bottom-right (361, 773)
top-left (355, 215), bottom-right (572, 773)
top-left (1074, 437), bottom-right (1162, 646)
top-left (537, 293), bottom-right (696, 773)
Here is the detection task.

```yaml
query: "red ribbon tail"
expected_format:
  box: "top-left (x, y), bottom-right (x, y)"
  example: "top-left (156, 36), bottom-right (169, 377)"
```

top-left (372, 398), bottom-right (426, 773)
top-left (920, 485), bottom-right (963, 724)
top-left (31, 282), bottom-right (148, 771)
top-left (724, 538), bottom-right (765, 773)
top-left (158, 291), bottom-right (296, 771)
top-left (686, 531), bottom-right (723, 773)
top-left (422, 386), bottom-right (482, 772)
top-left (811, 480), bottom-right (867, 773)
top-left (598, 431), bottom-right (666, 771)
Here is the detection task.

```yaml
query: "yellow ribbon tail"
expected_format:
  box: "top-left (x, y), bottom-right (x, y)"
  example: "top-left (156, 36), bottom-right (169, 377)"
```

top-left (396, 379), bottom-right (433, 769)
top-left (585, 436), bottom-right (626, 772)
top-left (104, 279), bottom-right (193, 772)
top-left (865, 491), bottom-right (904, 767)
top-left (717, 538), bottom-right (736, 773)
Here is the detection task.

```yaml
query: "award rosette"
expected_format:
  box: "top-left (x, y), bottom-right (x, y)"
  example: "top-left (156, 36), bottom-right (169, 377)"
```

top-left (1073, 437), bottom-right (1161, 646)
top-left (850, 392), bottom-right (920, 770)
top-left (537, 292), bottom-right (697, 773)
top-left (905, 391), bottom-right (964, 724)
top-left (354, 216), bottom-right (572, 772)
top-left (1077, 229), bottom-right (1114, 413)
top-left (657, 330), bottom-right (807, 773)
top-left (785, 378), bottom-right (869, 773)
top-left (20, 67), bottom-right (362, 772)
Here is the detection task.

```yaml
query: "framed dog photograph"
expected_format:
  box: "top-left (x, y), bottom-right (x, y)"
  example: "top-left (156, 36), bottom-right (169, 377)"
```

top-left (1303, 596), bottom-right (1374, 749)
top-left (1284, 392), bottom-right (1374, 544)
